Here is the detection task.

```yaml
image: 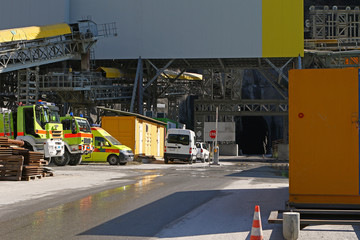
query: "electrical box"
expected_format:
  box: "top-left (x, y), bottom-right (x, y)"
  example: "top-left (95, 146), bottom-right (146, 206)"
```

top-left (289, 68), bottom-right (360, 208)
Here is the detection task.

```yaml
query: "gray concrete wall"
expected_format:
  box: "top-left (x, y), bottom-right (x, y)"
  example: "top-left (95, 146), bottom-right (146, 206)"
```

top-left (0, 0), bottom-right (263, 59)
top-left (219, 144), bottom-right (238, 156)
top-left (0, 0), bottom-right (69, 29)
top-left (70, 0), bottom-right (263, 59)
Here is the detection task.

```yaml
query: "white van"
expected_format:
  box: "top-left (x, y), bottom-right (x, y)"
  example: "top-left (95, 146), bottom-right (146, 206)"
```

top-left (164, 128), bottom-right (197, 164)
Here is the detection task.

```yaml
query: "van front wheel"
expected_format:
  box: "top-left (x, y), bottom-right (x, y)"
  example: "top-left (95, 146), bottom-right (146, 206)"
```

top-left (108, 155), bottom-right (119, 165)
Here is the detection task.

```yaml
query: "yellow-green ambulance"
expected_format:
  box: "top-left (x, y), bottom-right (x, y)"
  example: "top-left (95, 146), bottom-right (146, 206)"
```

top-left (82, 127), bottom-right (134, 165)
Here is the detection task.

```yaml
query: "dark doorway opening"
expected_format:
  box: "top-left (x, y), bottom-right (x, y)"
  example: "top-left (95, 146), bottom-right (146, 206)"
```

top-left (235, 116), bottom-right (269, 155)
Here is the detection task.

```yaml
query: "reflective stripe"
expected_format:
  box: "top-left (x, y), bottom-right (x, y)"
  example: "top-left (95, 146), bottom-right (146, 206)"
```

top-left (64, 133), bottom-right (93, 138)
top-left (93, 148), bottom-right (119, 153)
top-left (17, 132), bottom-right (24, 136)
top-left (0, 133), bottom-right (10, 136)
top-left (36, 129), bottom-right (47, 134)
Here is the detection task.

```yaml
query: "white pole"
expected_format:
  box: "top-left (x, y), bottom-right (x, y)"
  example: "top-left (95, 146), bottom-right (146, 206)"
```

top-left (213, 107), bottom-right (219, 165)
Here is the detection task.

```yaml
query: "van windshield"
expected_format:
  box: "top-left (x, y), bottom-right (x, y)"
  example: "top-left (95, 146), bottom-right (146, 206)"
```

top-left (168, 134), bottom-right (189, 145)
top-left (105, 136), bottom-right (122, 145)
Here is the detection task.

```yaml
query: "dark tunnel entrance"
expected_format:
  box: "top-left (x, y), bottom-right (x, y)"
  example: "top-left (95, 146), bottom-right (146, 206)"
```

top-left (235, 116), bottom-right (269, 155)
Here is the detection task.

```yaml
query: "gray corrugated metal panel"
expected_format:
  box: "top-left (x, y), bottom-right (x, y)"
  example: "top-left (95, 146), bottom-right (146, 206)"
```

top-left (102, 58), bottom-right (295, 70)
top-left (97, 107), bottom-right (167, 126)
top-left (0, 0), bottom-right (68, 29)
top-left (71, 0), bottom-right (263, 59)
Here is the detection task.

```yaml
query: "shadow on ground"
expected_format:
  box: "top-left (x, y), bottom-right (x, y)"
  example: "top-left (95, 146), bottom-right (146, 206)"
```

top-left (80, 188), bottom-right (288, 239)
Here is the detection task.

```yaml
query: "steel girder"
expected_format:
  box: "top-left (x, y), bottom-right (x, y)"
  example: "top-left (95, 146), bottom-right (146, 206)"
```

top-left (304, 50), bottom-right (360, 68)
top-left (0, 37), bottom-right (96, 73)
top-left (194, 99), bottom-right (288, 142)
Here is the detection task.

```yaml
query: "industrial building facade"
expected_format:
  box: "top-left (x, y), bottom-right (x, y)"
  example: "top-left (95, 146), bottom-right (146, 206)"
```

top-left (0, 0), bottom-right (303, 60)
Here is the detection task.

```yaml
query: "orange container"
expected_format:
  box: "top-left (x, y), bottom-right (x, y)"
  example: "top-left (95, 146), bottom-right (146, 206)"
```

top-left (289, 68), bottom-right (360, 208)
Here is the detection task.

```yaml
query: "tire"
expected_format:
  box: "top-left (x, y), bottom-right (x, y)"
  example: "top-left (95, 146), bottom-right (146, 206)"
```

top-left (201, 157), bottom-right (205, 163)
top-left (63, 150), bottom-right (71, 165)
top-left (205, 155), bottom-right (209, 162)
top-left (53, 156), bottom-right (70, 166)
top-left (69, 154), bottom-right (82, 166)
top-left (23, 142), bottom-right (34, 151)
top-left (108, 155), bottom-right (119, 165)
top-left (164, 157), bottom-right (169, 164)
top-left (189, 159), bottom-right (192, 165)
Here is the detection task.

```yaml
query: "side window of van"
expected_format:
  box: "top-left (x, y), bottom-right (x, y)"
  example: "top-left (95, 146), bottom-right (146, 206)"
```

top-left (95, 137), bottom-right (111, 147)
top-left (168, 134), bottom-right (189, 145)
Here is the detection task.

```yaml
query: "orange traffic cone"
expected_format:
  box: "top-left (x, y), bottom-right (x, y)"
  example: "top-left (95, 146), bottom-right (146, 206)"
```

top-left (250, 205), bottom-right (263, 240)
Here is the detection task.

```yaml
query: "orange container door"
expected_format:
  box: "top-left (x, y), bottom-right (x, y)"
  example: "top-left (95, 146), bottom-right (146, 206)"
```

top-left (289, 68), bottom-right (359, 199)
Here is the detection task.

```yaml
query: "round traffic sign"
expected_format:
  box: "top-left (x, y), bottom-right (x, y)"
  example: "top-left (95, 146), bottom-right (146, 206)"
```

top-left (209, 130), bottom-right (216, 139)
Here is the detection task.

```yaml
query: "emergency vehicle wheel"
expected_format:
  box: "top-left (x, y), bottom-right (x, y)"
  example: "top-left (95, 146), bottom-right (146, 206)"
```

top-left (69, 154), bottom-right (82, 166)
top-left (53, 156), bottom-right (70, 166)
top-left (108, 155), bottom-right (119, 165)
top-left (63, 150), bottom-right (72, 165)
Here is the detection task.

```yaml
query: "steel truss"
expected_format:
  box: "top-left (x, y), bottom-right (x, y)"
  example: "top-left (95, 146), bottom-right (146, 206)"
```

top-left (304, 50), bottom-right (360, 68)
top-left (193, 57), bottom-right (294, 142)
top-left (306, 6), bottom-right (360, 51)
top-left (0, 35), bottom-right (96, 74)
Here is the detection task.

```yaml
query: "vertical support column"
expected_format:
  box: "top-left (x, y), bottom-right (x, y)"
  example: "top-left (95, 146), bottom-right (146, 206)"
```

top-left (130, 57), bottom-right (142, 113)
top-left (298, 55), bottom-right (302, 69)
top-left (81, 51), bottom-right (90, 72)
top-left (138, 60), bottom-right (144, 115)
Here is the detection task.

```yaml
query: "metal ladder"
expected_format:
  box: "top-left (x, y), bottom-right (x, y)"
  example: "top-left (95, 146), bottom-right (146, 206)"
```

top-left (0, 108), bottom-right (12, 137)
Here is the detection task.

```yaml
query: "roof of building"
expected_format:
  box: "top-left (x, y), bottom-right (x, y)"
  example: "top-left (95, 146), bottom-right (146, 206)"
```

top-left (97, 107), bottom-right (167, 126)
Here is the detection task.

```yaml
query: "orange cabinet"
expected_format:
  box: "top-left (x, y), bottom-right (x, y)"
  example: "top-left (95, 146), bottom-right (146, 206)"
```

top-left (289, 68), bottom-right (360, 207)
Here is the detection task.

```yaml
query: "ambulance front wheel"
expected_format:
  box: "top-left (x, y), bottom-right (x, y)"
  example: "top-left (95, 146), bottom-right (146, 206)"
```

top-left (108, 155), bottom-right (119, 165)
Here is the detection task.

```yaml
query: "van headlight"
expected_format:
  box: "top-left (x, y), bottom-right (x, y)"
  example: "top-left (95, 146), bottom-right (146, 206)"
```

top-left (119, 150), bottom-right (128, 155)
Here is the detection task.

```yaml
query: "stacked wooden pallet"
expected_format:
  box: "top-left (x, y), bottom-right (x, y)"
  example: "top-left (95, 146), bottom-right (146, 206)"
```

top-left (0, 137), bottom-right (52, 181)
top-left (0, 147), bottom-right (24, 181)
top-left (22, 151), bottom-right (47, 180)
top-left (0, 138), bottom-right (25, 181)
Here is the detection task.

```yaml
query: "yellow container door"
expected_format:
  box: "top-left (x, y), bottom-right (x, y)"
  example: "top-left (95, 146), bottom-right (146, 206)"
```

top-left (289, 68), bottom-right (360, 205)
top-left (145, 123), bottom-right (152, 156)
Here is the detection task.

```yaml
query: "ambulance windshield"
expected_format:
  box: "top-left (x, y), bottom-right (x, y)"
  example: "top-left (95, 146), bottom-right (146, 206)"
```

top-left (105, 135), bottom-right (122, 145)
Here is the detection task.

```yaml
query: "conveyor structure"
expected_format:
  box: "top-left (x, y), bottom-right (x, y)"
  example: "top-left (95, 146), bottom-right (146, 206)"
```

top-left (0, 20), bottom-right (114, 73)
top-left (0, 20), bottom-right (116, 105)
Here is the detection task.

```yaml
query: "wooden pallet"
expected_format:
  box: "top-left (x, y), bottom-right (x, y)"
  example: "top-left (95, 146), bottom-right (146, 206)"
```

top-left (0, 147), bottom-right (13, 156)
top-left (22, 174), bottom-right (43, 181)
top-left (24, 151), bottom-right (46, 166)
top-left (0, 169), bottom-right (22, 181)
top-left (0, 137), bottom-right (24, 147)
top-left (12, 147), bottom-right (29, 155)
top-left (42, 172), bottom-right (54, 177)
top-left (0, 156), bottom-right (23, 181)
top-left (23, 165), bottom-right (43, 175)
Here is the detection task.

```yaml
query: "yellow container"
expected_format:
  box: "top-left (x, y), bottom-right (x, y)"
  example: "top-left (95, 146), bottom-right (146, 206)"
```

top-left (101, 116), bottom-right (166, 158)
top-left (289, 68), bottom-right (360, 208)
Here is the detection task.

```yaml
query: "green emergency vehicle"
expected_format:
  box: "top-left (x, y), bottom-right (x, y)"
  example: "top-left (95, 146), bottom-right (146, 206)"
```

top-left (82, 127), bottom-right (134, 165)
top-left (59, 114), bottom-right (94, 166)
top-left (0, 101), bottom-right (65, 163)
